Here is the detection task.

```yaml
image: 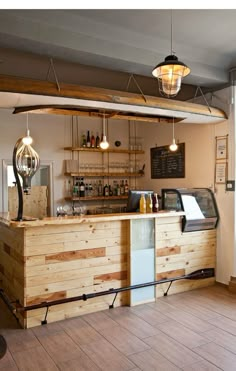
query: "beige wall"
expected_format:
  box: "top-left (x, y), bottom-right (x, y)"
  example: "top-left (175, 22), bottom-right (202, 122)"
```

top-left (139, 121), bottom-right (215, 192)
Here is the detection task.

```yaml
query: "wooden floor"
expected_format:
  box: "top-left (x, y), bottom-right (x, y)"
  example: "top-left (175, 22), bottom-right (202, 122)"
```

top-left (1, 284), bottom-right (236, 370)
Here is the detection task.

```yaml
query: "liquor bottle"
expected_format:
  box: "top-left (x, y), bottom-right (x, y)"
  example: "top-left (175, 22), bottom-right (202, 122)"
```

top-left (81, 132), bottom-right (86, 148)
top-left (139, 193), bottom-right (146, 213)
top-left (124, 179), bottom-right (129, 195)
top-left (86, 130), bottom-right (91, 147)
top-left (91, 132), bottom-right (95, 148)
top-left (73, 177), bottom-right (79, 196)
top-left (104, 184), bottom-right (109, 197)
top-left (88, 183), bottom-right (93, 197)
top-left (98, 180), bottom-right (103, 196)
top-left (96, 132), bottom-right (100, 148)
top-left (109, 185), bottom-right (113, 196)
top-left (72, 183), bottom-right (78, 197)
top-left (79, 178), bottom-right (85, 197)
top-left (116, 182), bottom-right (121, 196)
top-left (120, 180), bottom-right (125, 195)
top-left (113, 180), bottom-right (117, 195)
top-left (85, 183), bottom-right (89, 197)
top-left (152, 193), bottom-right (159, 212)
top-left (146, 194), bottom-right (153, 213)
top-left (67, 179), bottom-right (72, 197)
top-left (93, 180), bottom-right (98, 196)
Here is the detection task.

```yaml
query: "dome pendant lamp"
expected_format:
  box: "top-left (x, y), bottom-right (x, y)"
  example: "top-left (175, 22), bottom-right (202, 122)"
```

top-left (152, 10), bottom-right (190, 98)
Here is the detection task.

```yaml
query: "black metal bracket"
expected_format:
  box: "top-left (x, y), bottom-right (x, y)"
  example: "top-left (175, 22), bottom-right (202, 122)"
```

top-left (109, 292), bottom-right (118, 309)
top-left (0, 289), bottom-right (20, 323)
top-left (41, 306), bottom-right (49, 325)
top-left (164, 281), bottom-right (173, 296)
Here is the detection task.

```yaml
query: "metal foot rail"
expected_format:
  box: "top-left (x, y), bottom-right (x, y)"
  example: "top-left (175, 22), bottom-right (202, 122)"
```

top-left (17, 268), bottom-right (214, 312)
top-left (0, 268), bottom-right (214, 325)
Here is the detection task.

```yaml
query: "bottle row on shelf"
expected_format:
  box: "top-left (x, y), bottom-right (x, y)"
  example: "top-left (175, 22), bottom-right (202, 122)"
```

top-left (72, 177), bottom-right (129, 198)
top-left (140, 193), bottom-right (160, 213)
top-left (81, 131), bottom-right (101, 148)
top-left (79, 131), bottom-right (143, 150)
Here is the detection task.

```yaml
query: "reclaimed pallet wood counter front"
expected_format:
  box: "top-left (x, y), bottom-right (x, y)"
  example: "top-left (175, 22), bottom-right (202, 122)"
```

top-left (0, 211), bottom-right (216, 328)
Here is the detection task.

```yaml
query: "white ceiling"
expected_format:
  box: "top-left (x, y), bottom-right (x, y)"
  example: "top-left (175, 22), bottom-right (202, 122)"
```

top-left (0, 9), bottom-right (235, 89)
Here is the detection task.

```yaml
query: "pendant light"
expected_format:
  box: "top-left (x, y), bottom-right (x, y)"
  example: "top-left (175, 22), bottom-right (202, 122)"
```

top-left (100, 114), bottom-right (109, 150)
top-left (12, 114), bottom-right (40, 221)
top-left (169, 118), bottom-right (178, 152)
top-left (152, 10), bottom-right (190, 98)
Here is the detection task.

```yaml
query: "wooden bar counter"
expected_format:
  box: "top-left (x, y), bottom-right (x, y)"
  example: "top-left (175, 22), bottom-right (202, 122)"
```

top-left (0, 211), bottom-right (216, 328)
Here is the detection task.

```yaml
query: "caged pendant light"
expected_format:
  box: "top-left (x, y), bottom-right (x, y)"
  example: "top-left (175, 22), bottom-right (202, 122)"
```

top-left (152, 10), bottom-right (190, 98)
top-left (12, 114), bottom-right (40, 221)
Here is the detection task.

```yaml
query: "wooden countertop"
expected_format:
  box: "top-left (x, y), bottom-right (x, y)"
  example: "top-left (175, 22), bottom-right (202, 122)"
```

top-left (0, 211), bottom-right (185, 228)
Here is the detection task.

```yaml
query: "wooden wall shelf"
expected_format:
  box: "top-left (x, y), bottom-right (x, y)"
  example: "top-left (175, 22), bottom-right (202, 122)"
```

top-left (64, 172), bottom-right (144, 177)
top-left (64, 147), bottom-right (144, 154)
top-left (65, 195), bottom-right (128, 201)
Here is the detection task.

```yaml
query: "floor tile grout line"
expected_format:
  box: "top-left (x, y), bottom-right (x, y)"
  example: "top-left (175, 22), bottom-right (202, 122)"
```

top-left (59, 322), bottom-right (123, 370)
top-left (142, 326), bottom-right (214, 362)
top-left (4, 348), bottom-right (20, 371)
top-left (188, 341), bottom-right (230, 371)
top-left (148, 299), bottom-right (225, 324)
top-left (33, 329), bottom-right (75, 370)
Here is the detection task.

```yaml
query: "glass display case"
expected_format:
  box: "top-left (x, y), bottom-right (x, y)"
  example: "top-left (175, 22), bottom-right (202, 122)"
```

top-left (161, 188), bottom-right (219, 232)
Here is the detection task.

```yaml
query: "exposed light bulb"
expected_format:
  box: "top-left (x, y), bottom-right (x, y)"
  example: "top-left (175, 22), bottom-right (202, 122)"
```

top-left (169, 139), bottom-right (178, 152)
top-left (100, 115), bottom-right (109, 150)
top-left (22, 136), bottom-right (33, 145)
top-left (100, 135), bottom-right (109, 150)
top-left (22, 129), bottom-right (33, 145)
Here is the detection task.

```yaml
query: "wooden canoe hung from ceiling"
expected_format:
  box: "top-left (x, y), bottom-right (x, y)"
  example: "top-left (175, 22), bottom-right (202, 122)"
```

top-left (0, 74), bottom-right (227, 124)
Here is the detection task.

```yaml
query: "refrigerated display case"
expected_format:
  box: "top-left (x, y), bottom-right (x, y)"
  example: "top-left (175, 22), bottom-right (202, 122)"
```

top-left (161, 188), bottom-right (219, 232)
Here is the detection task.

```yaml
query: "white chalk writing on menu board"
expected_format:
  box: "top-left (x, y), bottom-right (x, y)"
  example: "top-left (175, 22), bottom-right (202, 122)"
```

top-left (151, 143), bottom-right (185, 179)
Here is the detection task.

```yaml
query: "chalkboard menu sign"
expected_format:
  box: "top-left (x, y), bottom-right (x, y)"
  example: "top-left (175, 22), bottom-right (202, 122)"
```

top-left (151, 143), bottom-right (185, 179)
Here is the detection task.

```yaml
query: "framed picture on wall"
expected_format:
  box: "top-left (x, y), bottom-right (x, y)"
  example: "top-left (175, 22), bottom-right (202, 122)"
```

top-left (215, 162), bottom-right (227, 184)
top-left (216, 136), bottom-right (228, 160)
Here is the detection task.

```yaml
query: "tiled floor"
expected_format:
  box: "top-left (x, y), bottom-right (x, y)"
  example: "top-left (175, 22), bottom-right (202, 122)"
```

top-left (1, 284), bottom-right (236, 370)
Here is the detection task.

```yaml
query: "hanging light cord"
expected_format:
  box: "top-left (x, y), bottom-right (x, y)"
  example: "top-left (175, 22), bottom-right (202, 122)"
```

top-left (172, 118), bottom-right (175, 140)
top-left (103, 113), bottom-right (105, 136)
top-left (26, 113), bottom-right (30, 138)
